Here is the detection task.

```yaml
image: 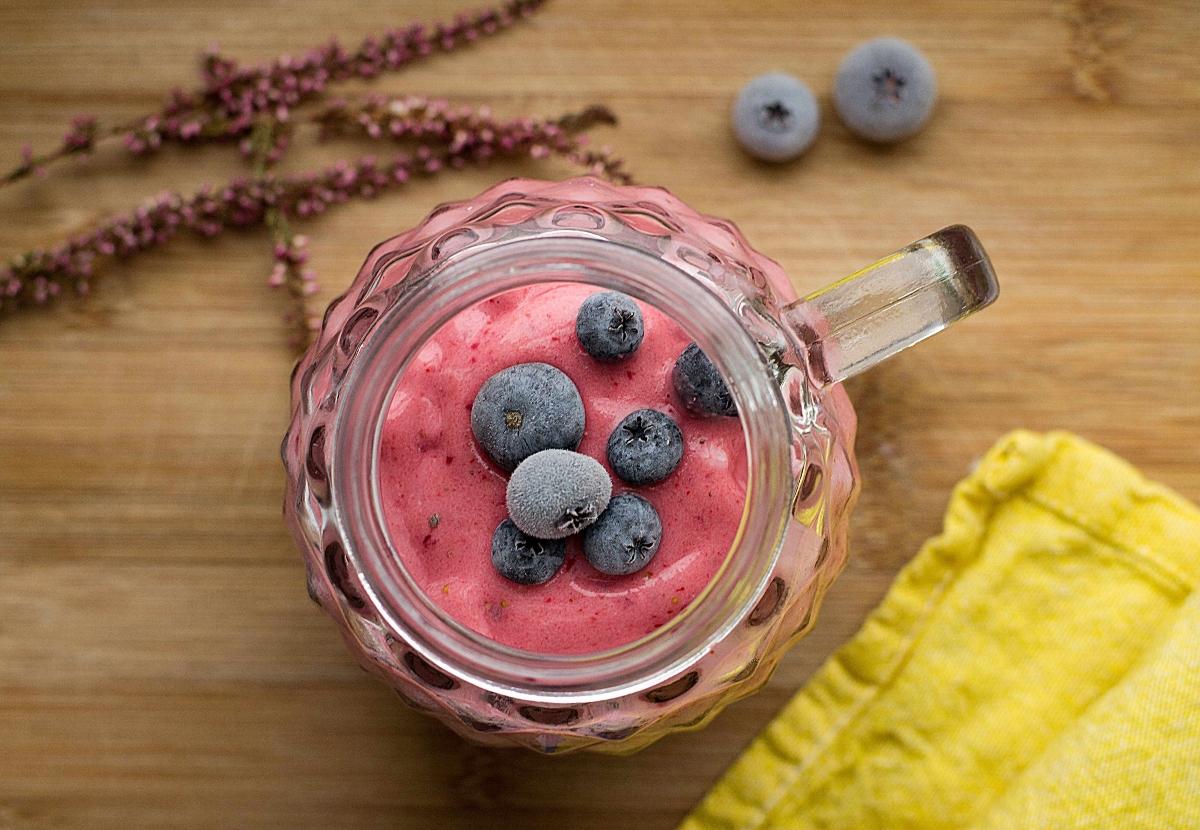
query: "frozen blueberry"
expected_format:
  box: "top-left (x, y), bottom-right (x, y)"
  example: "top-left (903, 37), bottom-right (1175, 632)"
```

top-left (471, 363), bottom-right (585, 471)
top-left (491, 519), bottom-right (567, 585)
top-left (673, 343), bottom-right (736, 417)
top-left (575, 291), bottom-right (644, 361)
top-left (731, 72), bottom-right (820, 163)
top-left (607, 409), bottom-right (684, 485)
top-left (834, 38), bottom-right (936, 143)
top-left (582, 493), bottom-right (662, 576)
top-left (506, 449), bottom-right (612, 540)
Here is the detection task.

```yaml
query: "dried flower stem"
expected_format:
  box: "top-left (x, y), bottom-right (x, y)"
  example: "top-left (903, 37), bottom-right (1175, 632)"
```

top-left (314, 95), bottom-right (629, 183)
top-left (2, 0), bottom-right (546, 186)
top-left (0, 105), bottom-right (625, 335)
top-left (244, 119), bottom-right (315, 349)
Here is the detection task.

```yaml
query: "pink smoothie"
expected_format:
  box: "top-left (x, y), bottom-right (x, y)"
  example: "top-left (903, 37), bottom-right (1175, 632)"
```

top-left (377, 282), bottom-right (748, 654)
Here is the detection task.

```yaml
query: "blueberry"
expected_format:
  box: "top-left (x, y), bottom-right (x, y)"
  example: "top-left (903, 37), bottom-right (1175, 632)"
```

top-left (731, 73), bottom-right (820, 163)
top-left (582, 493), bottom-right (662, 576)
top-left (471, 363), bottom-right (585, 471)
top-left (491, 519), bottom-right (566, 585)
top-left (607, 409), bottom-right (684, 485)
top-left (672, 343), bottom-right (736, 417)
top-left (506, 449), bottom-right (612, 539)
top-left (575, 291), bottom-right (644, 361)
top-left (834, 38), bottom-right (936, 143)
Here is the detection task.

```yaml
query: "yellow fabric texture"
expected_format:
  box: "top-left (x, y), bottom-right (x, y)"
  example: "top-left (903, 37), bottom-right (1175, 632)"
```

top-left (682, 431), bottom-right (1200, 830)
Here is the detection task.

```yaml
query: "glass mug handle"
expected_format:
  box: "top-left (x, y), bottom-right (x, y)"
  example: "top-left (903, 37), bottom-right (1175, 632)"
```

top-left (783, 225), bottom-right (999, 386)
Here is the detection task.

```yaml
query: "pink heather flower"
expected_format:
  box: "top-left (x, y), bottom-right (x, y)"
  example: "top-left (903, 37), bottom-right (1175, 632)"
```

top-left (5, 1), bottom-right (550, 184)
top-left (2, 94), bottom-right (626, 348)
top-left (62, 116), bottom-right (98, 151)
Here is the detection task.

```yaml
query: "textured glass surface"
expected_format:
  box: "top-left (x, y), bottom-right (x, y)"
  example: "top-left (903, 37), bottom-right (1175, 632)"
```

top-left (282, 178), bottom-right (860, 753)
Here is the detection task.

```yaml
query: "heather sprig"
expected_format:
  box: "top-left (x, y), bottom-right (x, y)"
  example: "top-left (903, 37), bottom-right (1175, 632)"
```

top-left (314, 95), bottom-right (629, 183)
top-left (0, 103), bottom-right (626, 348)
top-left (2, 0), bottom-right (546, 185)
top-left (248, 117), bottom-right (316, 346)
top-left (0, 0), bottom-right (631, 352)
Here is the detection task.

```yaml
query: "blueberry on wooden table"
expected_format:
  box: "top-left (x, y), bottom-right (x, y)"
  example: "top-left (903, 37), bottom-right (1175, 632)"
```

top-left (834, 37), bottom-right (936, 143)
top-left (731, 72), bottom-right (820, 162)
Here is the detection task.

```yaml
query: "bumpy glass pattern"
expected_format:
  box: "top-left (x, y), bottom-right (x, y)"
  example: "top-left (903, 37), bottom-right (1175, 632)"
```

top-left (281, 178), bottom-right (859, 753)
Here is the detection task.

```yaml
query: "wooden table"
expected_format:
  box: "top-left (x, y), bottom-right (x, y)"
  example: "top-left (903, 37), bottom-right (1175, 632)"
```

top-left (1, 1), bottom-right (1196, 827)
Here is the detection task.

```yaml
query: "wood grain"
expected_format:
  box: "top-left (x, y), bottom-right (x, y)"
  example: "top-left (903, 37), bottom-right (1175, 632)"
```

top-left (1, 1), bottom-right (1197, 827)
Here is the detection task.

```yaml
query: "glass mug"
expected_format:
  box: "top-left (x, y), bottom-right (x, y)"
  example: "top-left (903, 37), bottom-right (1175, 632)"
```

top-left (281, 177), bottom-right (997, 753)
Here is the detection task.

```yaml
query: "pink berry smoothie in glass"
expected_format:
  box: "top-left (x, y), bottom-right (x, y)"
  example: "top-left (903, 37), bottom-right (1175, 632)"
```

top-left (377, 282), bottom-right (747, 655)
top-left (282, 177), bottom-right (997, 752)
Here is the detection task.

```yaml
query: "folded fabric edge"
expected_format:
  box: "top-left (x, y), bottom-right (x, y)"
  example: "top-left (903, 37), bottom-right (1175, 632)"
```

top-left (679, 433), bottom-right (1025, 830)
top-left (679, 430), bottom-right (1200, 830)
top-left (1000, 431), bottom-right (1200, 592)
top-left (966, 587), bottom-right (1200, 830)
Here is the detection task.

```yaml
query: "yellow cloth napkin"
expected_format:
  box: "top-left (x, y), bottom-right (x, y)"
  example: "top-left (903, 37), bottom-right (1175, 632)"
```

top-left (682, 431), bottom-right (1200, 830)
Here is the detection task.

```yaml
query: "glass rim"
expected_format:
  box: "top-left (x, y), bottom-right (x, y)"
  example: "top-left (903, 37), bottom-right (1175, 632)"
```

top-left (329, 234), bottom-right (794, 703)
